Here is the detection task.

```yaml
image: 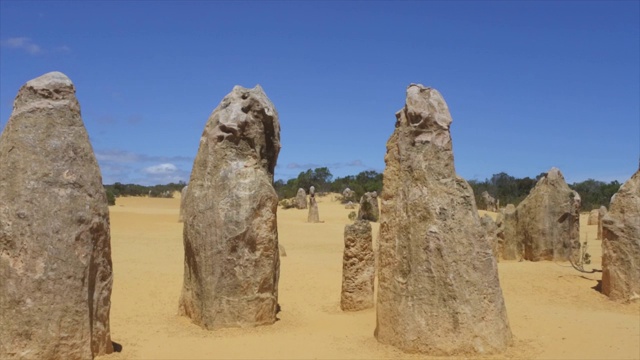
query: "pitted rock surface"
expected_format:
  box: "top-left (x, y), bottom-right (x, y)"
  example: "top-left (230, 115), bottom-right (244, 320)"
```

top-left (179, 85), bottom-right (281, 329)
top-left (179, 185), bottom-right (188, 222)
top-left (481, 214), bottom-right (499, 259)
top-left (496, 204), bottom-right (519, 260)
top-left (601, 170), bottom-right (640, 301)
top-left (308, 191), bottom-right (320, 223)
top-left (342, 188), bottom-right (355, 202)
top-left (375, 84), bottom-right (512, 355)
top-left (597, 205), bottom-right (607, 240)
top-left (341, 220), bottom-right (374, 311)
top-left (515, 168), bottom-right (581, 261)
top-left (0, 72), bottom-right (113, 359)
top-left (588, 209), bottom-right (599, 225)
top-left (482, 191), bottom-right (498, 212)
top-left (295, 188), bottom-right (307, 209)
top-left (357, 191), bottom-right (379, 222)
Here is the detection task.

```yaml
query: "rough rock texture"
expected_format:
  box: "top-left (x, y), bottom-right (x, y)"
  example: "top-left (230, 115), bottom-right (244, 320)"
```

top-left (341, 220), bottom-right (374, 311)
top-left (588, 209), bottom-right (599, 225)
top-left (179, 85), bottom-right (281, 329)
top-left (179, 185), bottom-right (188, 222)
top-left (481, 215), bottom-right (499, 260)
top-left (482, 191), bottom-right (498, 212)
top-left (515, 168), bottom-right (581, 261)
top-left (597, 205), bottom-right (607, 240)
top-left (342, 187), bottom-right (355, 202)
top-left (496, 204), bottom-right (519, 260)
top-left (357, 191), bottom-right (379, 222)
top-left (375, 84), bottom-right (512, 355)
top-left (308, 187), bottom-right (320, 223)
top-left (345, 201), bottom-right (356, 209)
top-left (295, 188), bottom-right (307, 209)
top-left (0, 72), bottom-right (113, 359)
top-left (601, 170), bottom-right (640, 301)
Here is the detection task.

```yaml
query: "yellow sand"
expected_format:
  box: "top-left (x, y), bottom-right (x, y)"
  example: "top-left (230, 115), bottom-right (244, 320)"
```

top-left (98, 194), bottom-right (640, 360)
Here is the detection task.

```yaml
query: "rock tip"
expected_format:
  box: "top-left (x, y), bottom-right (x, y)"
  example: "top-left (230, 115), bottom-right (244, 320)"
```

top-left (26, 71), bottom-right (73, 88)
top-left (231, 84), bottom-right (266, 93)
top-left (546, 167), bottom-right (564, 180)
top-left (407, 83), bottom-right (438, 92)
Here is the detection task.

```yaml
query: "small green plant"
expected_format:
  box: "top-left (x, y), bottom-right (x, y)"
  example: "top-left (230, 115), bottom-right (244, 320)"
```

top-left (348, 211), bottom-right (357, 220)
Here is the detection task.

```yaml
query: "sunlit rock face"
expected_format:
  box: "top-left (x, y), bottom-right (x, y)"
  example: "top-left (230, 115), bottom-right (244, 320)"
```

top-left (341, 220), bottom-right (374, 311)
top-left (601, 170), bottom-right (640, 301)
top-left (179, 85), bottom-right (281, 329)
top-left (375, 84), bottom-right (512, 355)
top-left (515, 168), bottom-right (581, 261)
top-left (0, 71), bottom-right (114, 359)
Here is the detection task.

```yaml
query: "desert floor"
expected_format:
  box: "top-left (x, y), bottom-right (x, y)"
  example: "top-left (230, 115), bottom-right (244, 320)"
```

top-left (98, 194), bottom-right (639, 360)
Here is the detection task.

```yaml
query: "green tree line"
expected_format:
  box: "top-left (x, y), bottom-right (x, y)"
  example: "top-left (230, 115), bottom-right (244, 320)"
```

top-left (274, 167), bottom-right (383, 201)
top-left (102, 170), bottom-right (620, 212)
top-left (469, 172), bottom-right (620, 211)
top-left (103, 181), bottom-right (187, 205)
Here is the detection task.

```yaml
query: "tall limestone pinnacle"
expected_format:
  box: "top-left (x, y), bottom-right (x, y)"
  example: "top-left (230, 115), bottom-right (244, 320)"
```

top-left (515, 167), bottom-right (581, 261)
top-left (601, 169), bottom-right (640, 301)
top-left (179, 85), bottom-right (281, 329)
top-left (0, 71), bottom-right (114, 359)
top-left (375, 84), bottom-right (512, 355)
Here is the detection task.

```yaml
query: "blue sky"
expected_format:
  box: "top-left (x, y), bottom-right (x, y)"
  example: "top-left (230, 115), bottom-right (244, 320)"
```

top-left (1, 1), bottom-right (638, 185)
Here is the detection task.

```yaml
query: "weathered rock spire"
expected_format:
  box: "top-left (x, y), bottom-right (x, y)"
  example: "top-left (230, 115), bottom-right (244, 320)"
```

top-left (179, 85), bottom-right (281, 329)
top-left (0, 71), bottom-right (114, 359)
top-left (375, 84), bottom-right (512, 355)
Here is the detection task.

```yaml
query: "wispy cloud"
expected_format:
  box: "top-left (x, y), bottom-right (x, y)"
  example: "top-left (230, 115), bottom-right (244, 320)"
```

top-left (139, 163), bottom-right (191, 184)
top-left (346, 160), bottom-right (364, 167)
top-left (55, 45), bottom-right (71, 53)
top-left (143, 163), bottom-right (178, 175)
top-left (286, 160), bottom-right (367, 170)
top-left (95, 149), bottom-right (192, 164)
top-left (1, 37), bottom-right (71, 55)
top-left (1, 37), bottom-right (42, 55)
top-left (138, 172), bottom-right (190, 186)
top-left (96, 149), bottom-right (193, 185)
top-left (287, 162), bottom-right (322, 170)
top-left (96, 150), bottom-right (141, 164)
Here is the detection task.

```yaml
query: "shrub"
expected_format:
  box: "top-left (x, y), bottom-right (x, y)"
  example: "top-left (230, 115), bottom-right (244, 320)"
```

top-left (105, 188), bottom-right (116, 206)
top-left (279, 198), bottom-right (296, 209)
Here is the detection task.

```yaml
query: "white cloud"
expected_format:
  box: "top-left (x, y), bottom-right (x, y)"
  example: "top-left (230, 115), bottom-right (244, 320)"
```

top-left (140, 173), bottom-right (189, 185)
top-left (2, 37), bottom-right (42, 55)
top-left (95, 149), bottom-right (192, 164)
top-left (96, 150), bottom-right (140, 163)
top-left (95, 149), bottom-right (193, 185)
top-left (143, 163), bottom-right (178, 175)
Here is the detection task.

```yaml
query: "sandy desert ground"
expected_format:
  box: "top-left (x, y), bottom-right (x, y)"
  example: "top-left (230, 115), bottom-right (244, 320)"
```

top-left (98, 193), bottom-right (639, 360)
